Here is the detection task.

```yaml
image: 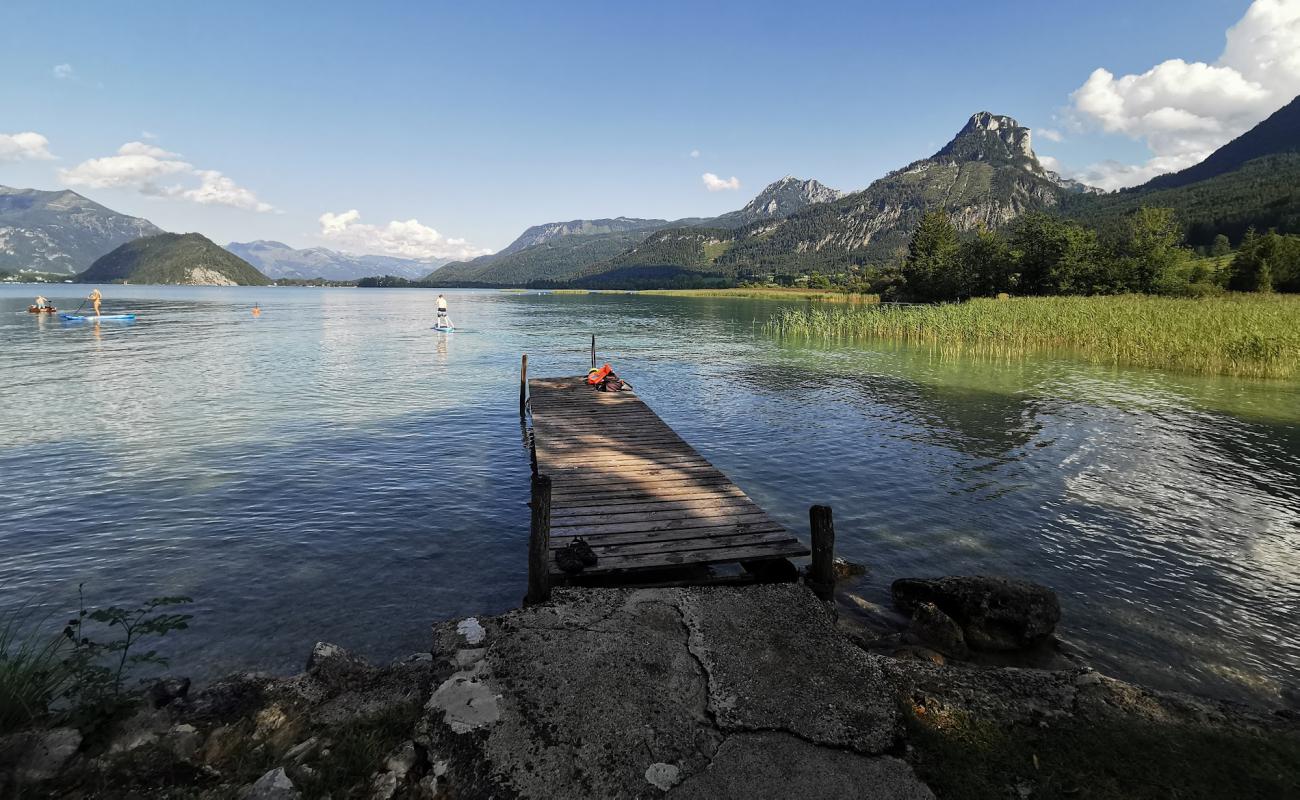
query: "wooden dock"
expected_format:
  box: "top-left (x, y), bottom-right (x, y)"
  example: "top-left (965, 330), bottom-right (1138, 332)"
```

top-left (525, 376), bottom-right (810, 585)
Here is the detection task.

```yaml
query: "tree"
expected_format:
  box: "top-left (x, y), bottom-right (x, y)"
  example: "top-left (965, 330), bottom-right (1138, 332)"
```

top-left (958, 226), bottom-right (1015, 297)
top-left (1010, 213), bottom-right (1102, 295)
top-left (1210, 234), bottom-right (1232, 258)
top-left (1229, 229), bottom-right (1300, 292)
top-left (902, 211), bottom-right (961, 301)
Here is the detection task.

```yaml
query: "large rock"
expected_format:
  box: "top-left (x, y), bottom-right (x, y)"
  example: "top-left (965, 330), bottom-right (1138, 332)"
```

top-left (891, 576), bottom-right (1060, 652)
top-left (904, 602), bottom-right (968, 659)
top-left (0, 727), bottom-right (82, 783)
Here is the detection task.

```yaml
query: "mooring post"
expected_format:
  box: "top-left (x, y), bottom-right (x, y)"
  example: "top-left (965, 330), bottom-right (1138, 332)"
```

top-left (590, 334), bottom-right (596, 369)
top-left (809, 505), bottom-right (835, 601)
top-left (525, 473), bottom-right (552, 605)
top-left (519, 353), bottom-right (528, 416)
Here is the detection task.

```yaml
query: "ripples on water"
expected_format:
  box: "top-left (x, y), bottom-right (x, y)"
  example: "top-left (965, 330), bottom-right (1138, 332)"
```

top-left (1, 286), bottom-right (1297, 706)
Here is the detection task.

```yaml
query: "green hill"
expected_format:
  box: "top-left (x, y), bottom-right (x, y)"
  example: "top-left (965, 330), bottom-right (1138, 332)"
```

top-left (78, 232), bottom-right (272, 286)
top-left (1062, 95), bottom-right (1300, 247)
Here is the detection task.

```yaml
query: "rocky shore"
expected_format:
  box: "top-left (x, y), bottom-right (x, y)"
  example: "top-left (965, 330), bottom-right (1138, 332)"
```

top-left (3, 581), bottom-right (1297, 799)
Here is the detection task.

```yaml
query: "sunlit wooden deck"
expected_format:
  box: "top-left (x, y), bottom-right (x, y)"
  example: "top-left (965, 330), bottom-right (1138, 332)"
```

top-left (527, 376), bottom-right (809, 581)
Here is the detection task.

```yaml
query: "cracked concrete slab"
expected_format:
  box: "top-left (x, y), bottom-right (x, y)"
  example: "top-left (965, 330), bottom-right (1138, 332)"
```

top-left (421, 584), bottom-right (909, 799)
top-left (668, 732), bottom-right (934, 799)
top-left (683, 584), bottom-right (898, 753)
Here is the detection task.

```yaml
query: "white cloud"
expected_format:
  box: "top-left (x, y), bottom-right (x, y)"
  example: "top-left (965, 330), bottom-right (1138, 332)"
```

top-left (53, 63), bottom-right (74, 80)
top-left (1037, 154), bottom-right (1062, 172)
top-left (0, 131), bottom-right (55, 162)
top-left (318, 209), bottom-right (492, 260)
top-left (1066, 0), bottom-right (1300, 189)
top-left (59, 140), bottom-right (275, 212)
top-left (1038, 128), bottom-right (1064, 143)
top-left (702, 172), bottom-right (740, 191)
top-left (141, 130), bottom-right (158, 140)
top-left (689, 149), bottom-right (701, 158)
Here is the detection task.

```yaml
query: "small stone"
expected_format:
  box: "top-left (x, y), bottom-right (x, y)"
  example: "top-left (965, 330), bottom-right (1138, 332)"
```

top-left (245, 766), bottom-right (300, 800)
top-left (385, 740), bottom-right (421, 778)
top-left (283, 736), bottom-right (320, 764)
top-left (456, 618), bottom-right (486, 645)
top-left (452, 648), bottom-right (485, 669)
top-left (306, 642), bottom-right (372, 685)
top-left (148, 676), bottom-right (192, 708)
top-left (833, 557), bottom-right (868, 581)
top-left (167, 723), bottom-right (203, 760)
top-left (645, 762), bottom-right (681, 791)
top-left (370, 770), bottom-right (399, 799)
top-left (10, 728), bottom-right (82, 783)
top-left (417, 774), bottom-right (441, 798)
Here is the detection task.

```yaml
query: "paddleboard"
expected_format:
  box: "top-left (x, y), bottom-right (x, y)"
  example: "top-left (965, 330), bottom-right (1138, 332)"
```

top-left (432, 325), bottom-right (455, 332)
top-left (61, 314), bottom-right (136, 322)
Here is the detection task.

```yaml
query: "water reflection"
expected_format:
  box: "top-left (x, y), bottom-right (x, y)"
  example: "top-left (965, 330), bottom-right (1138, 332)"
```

top-left (0, 286), bottom-right (1296, 707)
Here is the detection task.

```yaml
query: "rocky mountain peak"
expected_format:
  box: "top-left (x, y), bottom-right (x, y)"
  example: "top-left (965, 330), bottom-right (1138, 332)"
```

top-left (933, 111), bottom-right (1040, 171)
top-left (739, 176), bottom-right (843, 216)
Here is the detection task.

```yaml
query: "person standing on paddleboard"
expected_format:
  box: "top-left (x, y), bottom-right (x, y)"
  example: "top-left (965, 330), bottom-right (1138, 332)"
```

top-left (88, 288), bottom-right (102, 317)
top-left (436, 294), bottom-right (451, 328)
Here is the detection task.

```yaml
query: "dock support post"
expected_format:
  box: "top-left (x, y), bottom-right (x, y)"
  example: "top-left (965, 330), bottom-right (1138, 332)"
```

top-left (519, 354), bottom-right (528, 416)
top-left (525, 473), bottom-right (552, 605)
top-left (590, 335), bottom-right (596, 369)
top-left (809, 505), bottom-right (835, 601)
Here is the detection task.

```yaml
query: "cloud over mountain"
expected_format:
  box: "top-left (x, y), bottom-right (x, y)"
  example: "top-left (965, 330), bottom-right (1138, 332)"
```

top-left (59, 141), bottom-right (275, 212)
top-left (1068, 0), bottom-right (1300, 189)
top-left (702, 172), bottom-right (740, 191)
top-left (318, 209), bottom-right (491, 261)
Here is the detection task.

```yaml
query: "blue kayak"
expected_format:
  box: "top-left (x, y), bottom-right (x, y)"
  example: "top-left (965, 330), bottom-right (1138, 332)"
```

top-left (61, 314), bottom-right (136, 322)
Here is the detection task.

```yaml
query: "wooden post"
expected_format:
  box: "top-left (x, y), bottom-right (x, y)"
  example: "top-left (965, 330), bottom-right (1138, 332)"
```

top-left (590, 334), bottom-right (596, 369)
top-left (525, 474), bottom-right (552, 605)
top-left (809, 505), bottom-right (835, 601)
top-left (519, 354), bottom-right (528, 416)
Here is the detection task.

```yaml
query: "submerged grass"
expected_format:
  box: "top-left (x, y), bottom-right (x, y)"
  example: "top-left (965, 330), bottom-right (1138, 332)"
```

top-left (766, 294), bottom-right (1300, 379)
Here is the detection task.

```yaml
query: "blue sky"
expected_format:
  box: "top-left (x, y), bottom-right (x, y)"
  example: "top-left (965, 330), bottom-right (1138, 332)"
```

top-left (2, 1), bottom-right (1294, 258)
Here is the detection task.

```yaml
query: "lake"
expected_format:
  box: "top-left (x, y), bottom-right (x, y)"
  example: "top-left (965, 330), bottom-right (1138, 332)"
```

top-left (1, 285), bottom-right (1297, 707)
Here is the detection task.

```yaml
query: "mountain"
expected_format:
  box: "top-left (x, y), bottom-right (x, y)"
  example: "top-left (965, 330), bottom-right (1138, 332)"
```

top-left (709, 177), bottom-right (844, 228)
top-left (1063, 95), bottom-right (1300, 246)
top-left (79, 233), bottom-right (271, 286)
top-left (226, 240), bottom-right (445, 281)
top-left (1140, 94), bottom-right (1300, 192)
top-left (587, 112), bottom-right (1074, 283)
top-left (0, 186), bottom-right (163, 276)
top-left (430, 177), bottom-right (843, 286)
top-left (430, 217), bottom-right (673, 284)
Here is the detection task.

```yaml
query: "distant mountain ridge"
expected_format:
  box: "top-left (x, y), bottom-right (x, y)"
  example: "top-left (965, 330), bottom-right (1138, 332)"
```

top-left (0, 186), bottom-right (162, 275)
top-left (429, 176), bottom-right (844, 285)
top-left (81, 233), bottom-right (271, 286)
top-left (588, 112), bottom-right (1074, 283)
top-left (226, 240), bottom-right (445, 281)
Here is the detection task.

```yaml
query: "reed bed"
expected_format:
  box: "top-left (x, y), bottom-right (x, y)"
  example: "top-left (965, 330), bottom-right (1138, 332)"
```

top-left (640, 288), bottom-right (881, 303)
top-left (767, 294), bottom-right (1300, 379)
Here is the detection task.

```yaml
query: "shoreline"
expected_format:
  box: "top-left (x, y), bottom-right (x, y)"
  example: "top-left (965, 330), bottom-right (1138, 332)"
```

top-left (5, 583), bottom-right (1297, 798)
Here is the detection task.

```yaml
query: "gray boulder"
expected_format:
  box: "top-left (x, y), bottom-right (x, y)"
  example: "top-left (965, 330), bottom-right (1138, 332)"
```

top-left (904, 601), bottom-right (969, 658)
top-left (892, 576), bottom-right (1060, 652)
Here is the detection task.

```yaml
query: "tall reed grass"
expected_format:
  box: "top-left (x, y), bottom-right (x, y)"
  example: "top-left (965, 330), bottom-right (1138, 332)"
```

top-left (0, 609), bottom-right (69, 733)
top-left (766, 294), bottom-right (1300, 379)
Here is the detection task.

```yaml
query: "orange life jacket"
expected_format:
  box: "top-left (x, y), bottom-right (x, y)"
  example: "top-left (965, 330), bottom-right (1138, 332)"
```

top-left (586, 363), bottom-right (613, 385)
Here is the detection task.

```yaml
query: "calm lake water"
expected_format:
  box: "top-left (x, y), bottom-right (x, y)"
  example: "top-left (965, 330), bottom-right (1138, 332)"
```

top-left (1, 285), bottom-right (1297, 706)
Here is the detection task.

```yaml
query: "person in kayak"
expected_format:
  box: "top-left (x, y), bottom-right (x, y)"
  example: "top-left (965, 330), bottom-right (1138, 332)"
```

top-left (436, 294), bottom-right (451, 328)
top-left (88, 288), bottom-right (102, 317)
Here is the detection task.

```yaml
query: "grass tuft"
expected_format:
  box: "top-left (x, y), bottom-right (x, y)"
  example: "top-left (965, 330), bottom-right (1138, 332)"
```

top-left (0, 607), bottom-right (70, 734)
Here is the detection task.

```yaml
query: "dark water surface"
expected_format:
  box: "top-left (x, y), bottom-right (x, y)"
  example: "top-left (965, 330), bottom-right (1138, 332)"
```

top-left (1, 286), bottom-right (1297, 706)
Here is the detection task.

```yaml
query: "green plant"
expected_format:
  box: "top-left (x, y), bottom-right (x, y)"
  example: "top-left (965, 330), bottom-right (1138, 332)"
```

top-left (0, 607), bottom-right (71, 734)
top-left (61, 586), bottom-right (193, 711)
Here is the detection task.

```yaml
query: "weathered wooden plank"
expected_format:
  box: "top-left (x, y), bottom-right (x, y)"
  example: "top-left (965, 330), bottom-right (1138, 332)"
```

top-left (549, 511), bottom-right (775, 536)
top-left (552, 485), bottom-right (748, 505)
top-left (566, 532), bottom-right (800, 559)
top-left (548, 521), bottom-right (788, 548)
top-left (550, 496), bottom-right (761, 520)
top-left (550, 540), bottom-right (808, 575)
